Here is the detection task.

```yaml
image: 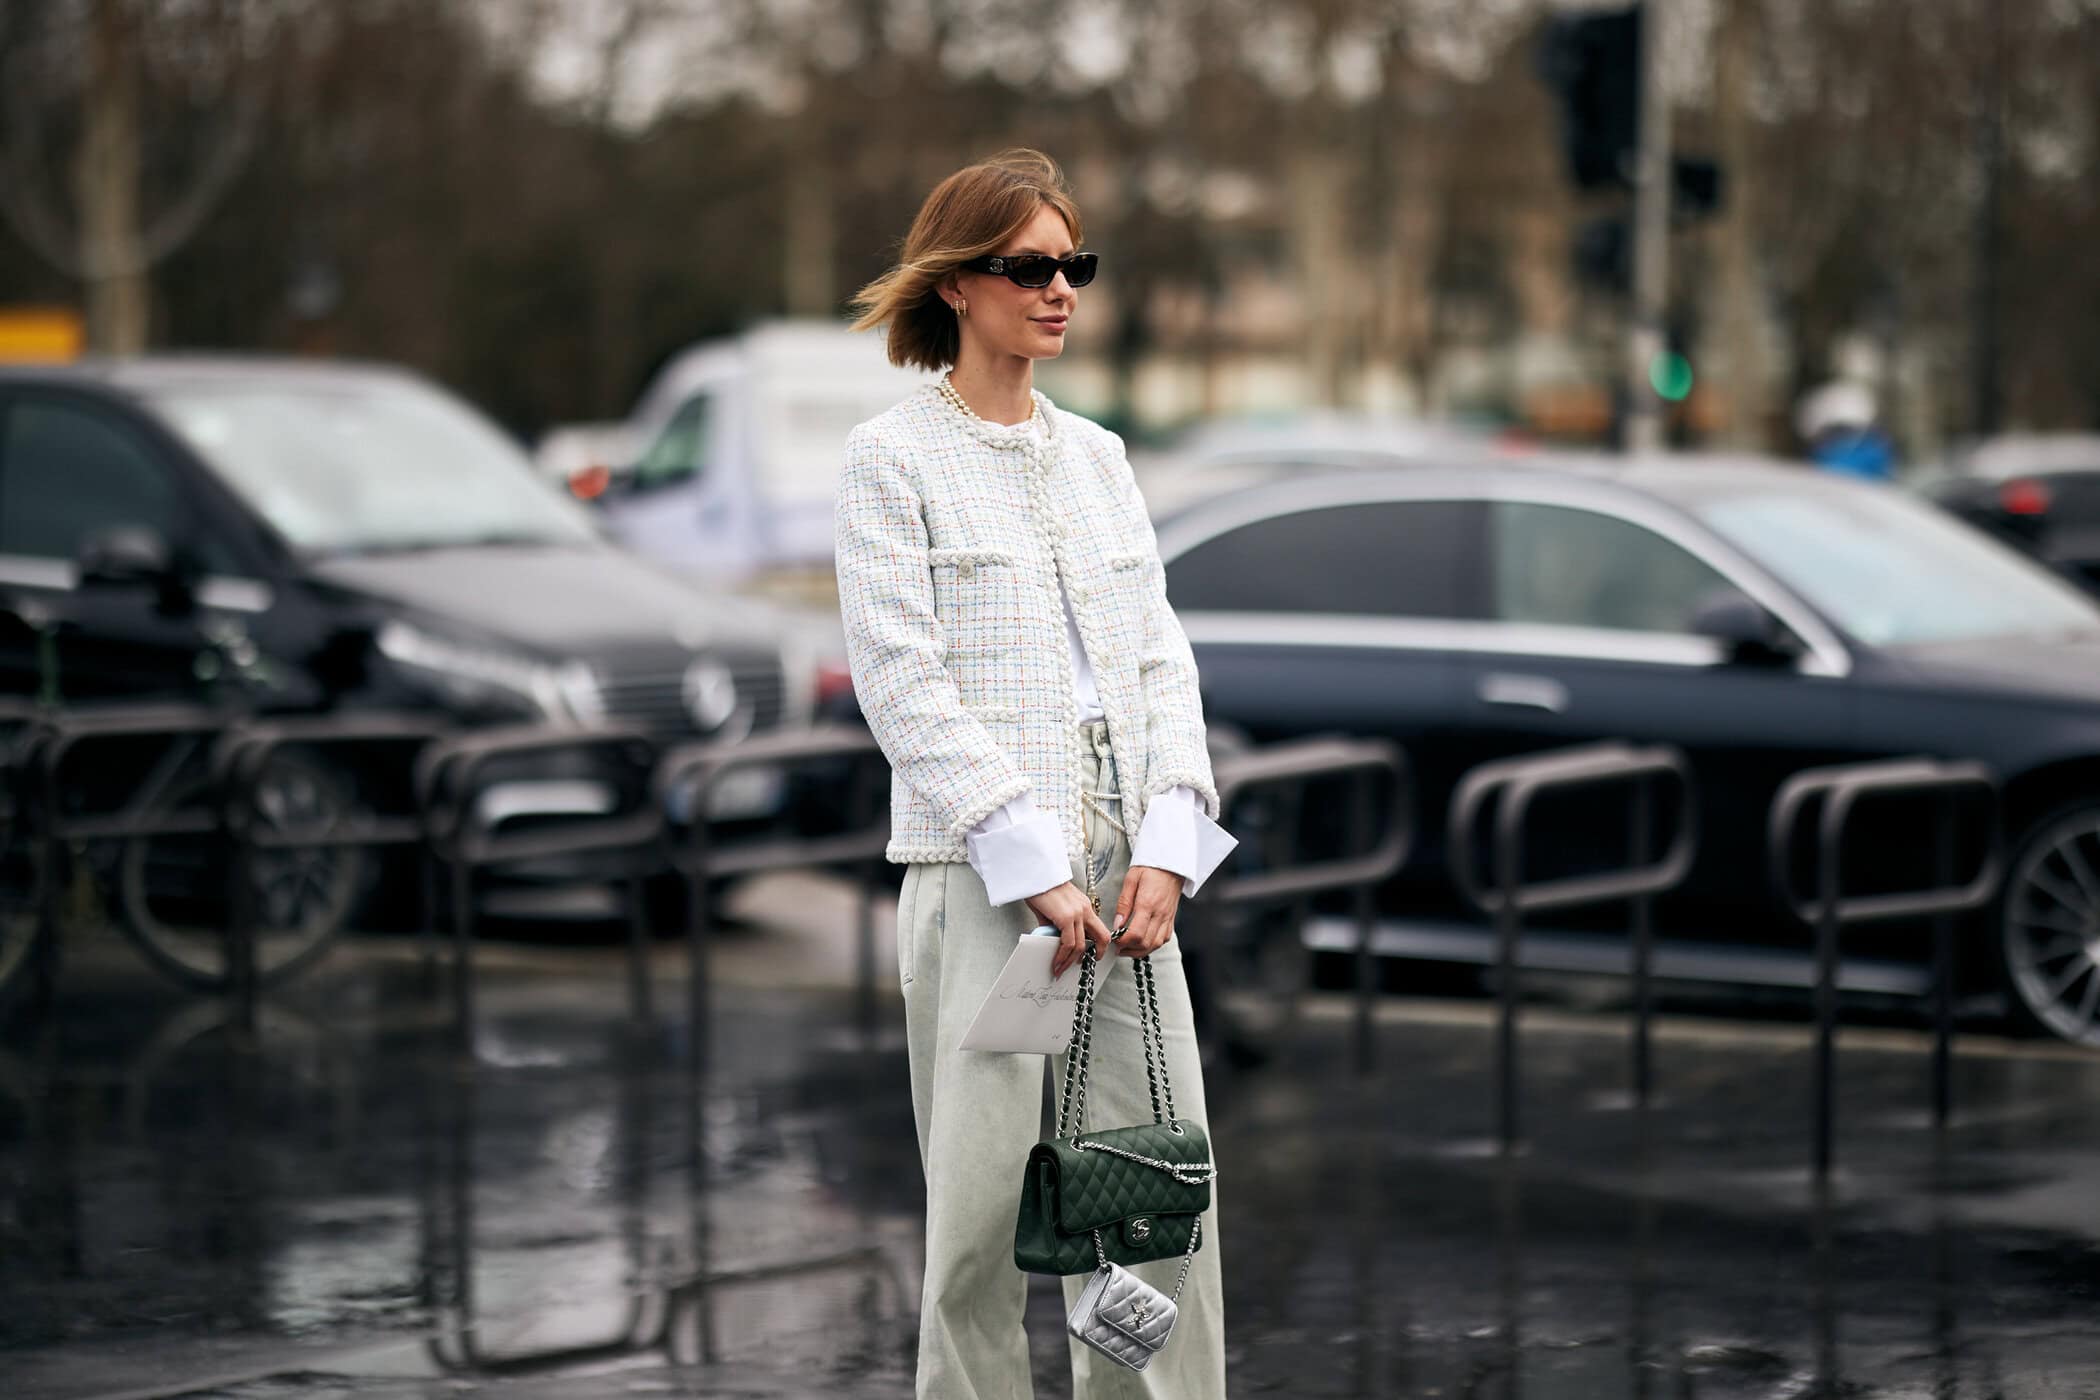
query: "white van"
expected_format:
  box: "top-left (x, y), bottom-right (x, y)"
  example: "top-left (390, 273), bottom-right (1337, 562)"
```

top-left (583, 320), bottom-right (930, 582)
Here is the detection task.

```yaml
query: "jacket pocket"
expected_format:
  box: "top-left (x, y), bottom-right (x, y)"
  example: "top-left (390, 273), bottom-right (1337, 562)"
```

top-left (1102, 551), bottom-right (1156, 639)
top-left (961, 702), bottom-right (1024, 766)
top-left (927, 547), bottom-right (1023, 694)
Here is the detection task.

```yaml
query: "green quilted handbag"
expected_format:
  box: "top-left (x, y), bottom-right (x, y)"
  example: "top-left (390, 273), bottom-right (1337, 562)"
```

top-left (1013, 946), bottom-right (1216, 1276)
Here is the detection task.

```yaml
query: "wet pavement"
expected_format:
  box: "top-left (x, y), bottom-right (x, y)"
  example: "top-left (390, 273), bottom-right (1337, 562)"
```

top-left (4, 872), bottom-right (2100, 1399)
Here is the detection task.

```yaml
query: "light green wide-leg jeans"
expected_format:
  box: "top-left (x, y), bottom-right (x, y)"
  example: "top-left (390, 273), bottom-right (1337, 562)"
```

top-left (897, 717), bottom-right (1227, 1400)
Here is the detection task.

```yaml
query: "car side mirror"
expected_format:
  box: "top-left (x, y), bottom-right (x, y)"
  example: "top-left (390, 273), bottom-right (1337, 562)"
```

top-left (1688, 589), bottom-right (1799, 666)
top-left (307, 621), bottom-right (375, 694)
top-left (76, 525), bottom-right (196, 616)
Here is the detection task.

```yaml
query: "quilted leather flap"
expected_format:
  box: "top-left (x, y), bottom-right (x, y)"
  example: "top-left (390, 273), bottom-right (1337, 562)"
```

top-left (1034, 1119), bottom-right (1212, 1234)
top-left (1092, 1265), bottom-right (1176, 1351)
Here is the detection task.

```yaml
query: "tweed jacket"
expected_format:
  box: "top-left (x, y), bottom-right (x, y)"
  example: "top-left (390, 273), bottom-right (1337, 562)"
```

top-left (835, 383), bottom-right (1219, 867)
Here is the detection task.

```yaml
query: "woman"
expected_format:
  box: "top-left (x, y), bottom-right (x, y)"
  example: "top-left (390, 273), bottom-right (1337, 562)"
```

top-left (835, 148), bottom-right (1237, 1398)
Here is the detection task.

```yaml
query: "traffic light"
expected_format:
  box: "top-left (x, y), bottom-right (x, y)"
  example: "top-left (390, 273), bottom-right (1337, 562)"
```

top-left (1538, 6), bottom-right (1725, 233)
top-left (1537, 7), bottom-right (1641, 191)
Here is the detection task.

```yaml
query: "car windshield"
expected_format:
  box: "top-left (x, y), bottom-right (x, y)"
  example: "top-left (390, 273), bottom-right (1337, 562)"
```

top-left (146, 377), bottom-right (600, 555)
top-left (1695, 484), bottom-right (2100, 646)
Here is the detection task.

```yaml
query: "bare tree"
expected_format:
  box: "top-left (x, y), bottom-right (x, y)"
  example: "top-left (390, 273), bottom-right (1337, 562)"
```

top-left (0, 0), bottom-right (270, 352)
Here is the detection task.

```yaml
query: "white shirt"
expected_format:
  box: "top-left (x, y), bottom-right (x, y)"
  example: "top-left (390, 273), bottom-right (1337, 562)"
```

top-left (962, 416), bottom-right (1238, 908)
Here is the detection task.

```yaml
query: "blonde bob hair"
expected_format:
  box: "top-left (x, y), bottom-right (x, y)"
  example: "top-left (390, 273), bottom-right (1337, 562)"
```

top-left (848, 148), bottom-right (1084, 373)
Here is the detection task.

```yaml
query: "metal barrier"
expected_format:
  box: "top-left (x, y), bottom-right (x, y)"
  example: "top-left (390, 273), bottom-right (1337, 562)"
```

top-left (1448, 742), bottom-right (1698, 1147)
top-left (657, 724), bottom-right (891, 1055)
top-left (1204, 737), bottom-right (1413, 1072)
top-left (20, 705), bottom-right (235, 1013)
top-left (0, 700), bottom-right (54, 1008)
top-left (1767, 757), bottom-right (2001, 1175)
top-left (211, 713), bottom-right (450, 1032)
top-left (2, 705), bottom-right (684, 1034)
top-left (415, 724), bottom-right (665, 1050)
top-left (6, 703), bottom-right (891, 1054)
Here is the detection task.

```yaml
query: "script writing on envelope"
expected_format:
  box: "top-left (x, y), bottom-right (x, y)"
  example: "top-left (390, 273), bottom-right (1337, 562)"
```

top-left (959, 933), bottom-right (1119, 1054)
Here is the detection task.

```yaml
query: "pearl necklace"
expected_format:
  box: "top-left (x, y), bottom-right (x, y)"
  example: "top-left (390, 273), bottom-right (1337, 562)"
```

top-left (938, 372), bottom-right (1041, 430)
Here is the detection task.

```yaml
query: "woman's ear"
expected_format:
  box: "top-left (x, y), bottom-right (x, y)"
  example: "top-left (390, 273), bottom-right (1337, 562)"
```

top-left (936, 271), bottom-right (960, 310)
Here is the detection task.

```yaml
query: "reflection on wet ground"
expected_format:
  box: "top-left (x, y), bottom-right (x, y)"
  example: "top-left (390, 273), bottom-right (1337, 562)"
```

top-left (4, 895), bottom-right (2100, 1398)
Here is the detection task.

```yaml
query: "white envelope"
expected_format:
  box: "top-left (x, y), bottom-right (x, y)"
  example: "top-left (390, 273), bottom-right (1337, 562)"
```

top-left (959, 929), bottom-right (1117, 1054)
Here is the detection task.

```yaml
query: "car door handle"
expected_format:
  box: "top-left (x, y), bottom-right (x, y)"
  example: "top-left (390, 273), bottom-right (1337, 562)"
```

top-left (1477, 672), bottom-right (1570, 714)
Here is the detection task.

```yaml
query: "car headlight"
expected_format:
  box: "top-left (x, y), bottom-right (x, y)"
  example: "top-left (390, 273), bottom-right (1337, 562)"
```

top-left (376, 619), bottom-right (602, 723)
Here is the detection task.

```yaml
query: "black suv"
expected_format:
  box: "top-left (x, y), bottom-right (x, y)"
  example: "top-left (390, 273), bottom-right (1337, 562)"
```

top-left (0, 357), bottom-right (823, 949)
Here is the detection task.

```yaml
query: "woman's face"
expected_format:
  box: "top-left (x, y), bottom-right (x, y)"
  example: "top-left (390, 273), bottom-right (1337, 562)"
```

top-left (953, 203), bottom-right (1079, 363)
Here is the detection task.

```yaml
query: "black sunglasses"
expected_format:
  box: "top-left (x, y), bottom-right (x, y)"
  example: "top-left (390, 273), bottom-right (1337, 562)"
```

top-left (959, 251), bottom-right (1099, 289)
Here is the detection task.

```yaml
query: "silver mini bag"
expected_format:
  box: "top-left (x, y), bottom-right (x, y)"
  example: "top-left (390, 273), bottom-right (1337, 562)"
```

top-left (1066, 1250), bottom-right (1185, 1372)
top-left (1066, 1259), bottom-right (1184, 1368)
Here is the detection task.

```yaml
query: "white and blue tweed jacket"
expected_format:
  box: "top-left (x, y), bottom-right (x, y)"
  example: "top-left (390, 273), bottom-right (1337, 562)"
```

top-left (834, 384), bottom-right (1219, 867)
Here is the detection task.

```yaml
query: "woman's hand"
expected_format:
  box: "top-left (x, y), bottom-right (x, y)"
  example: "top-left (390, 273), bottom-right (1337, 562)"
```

top-left (1112, 865), bottom-right (1182, 957)
top-left (1027, 881), bottom-right (1116, 978)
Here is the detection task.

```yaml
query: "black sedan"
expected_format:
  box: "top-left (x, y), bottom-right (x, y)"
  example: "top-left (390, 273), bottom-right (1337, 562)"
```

top-left (1152, 454), bottom-right (2100, 1048)
top-left (1917, 433), bottom-right (2100, 596)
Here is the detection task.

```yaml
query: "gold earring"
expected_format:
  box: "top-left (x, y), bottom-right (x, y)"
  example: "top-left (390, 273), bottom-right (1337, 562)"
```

top-left (955, 298), bottom-right (968, 316)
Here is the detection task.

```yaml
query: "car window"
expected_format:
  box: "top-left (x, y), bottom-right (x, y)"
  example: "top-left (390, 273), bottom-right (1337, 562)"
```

top-left (1165, 500), bottom-right (1482, 618)
top-left (1699, 486), bottom-right (2100, 645)
top-left (633, 394), bottom-right (710, 490)
top-left (1493, 501), bottom-right (1734, 634)
top-left (0, 396), bottom-right (232, 570)
top-left (148, 377), bottom-right (596, 555)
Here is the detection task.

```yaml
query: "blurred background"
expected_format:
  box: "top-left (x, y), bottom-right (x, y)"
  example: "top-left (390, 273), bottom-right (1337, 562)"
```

top-left (8, 4), bottom-right (2100, 1398)
top-left (2, 0), bottom-right (2097, 451)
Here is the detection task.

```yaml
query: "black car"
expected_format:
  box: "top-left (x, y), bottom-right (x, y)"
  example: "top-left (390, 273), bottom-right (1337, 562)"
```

top-left (1919, 434), bottom-right (2100, 596)
top-left (0, 357), bottom-right (824, 970)
top-left (1153, 454), bottom-right (2100, 1048)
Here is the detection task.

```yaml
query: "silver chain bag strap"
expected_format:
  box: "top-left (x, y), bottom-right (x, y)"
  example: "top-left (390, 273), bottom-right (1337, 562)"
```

top-left (1059, 787), bottom-right (1206, 1372)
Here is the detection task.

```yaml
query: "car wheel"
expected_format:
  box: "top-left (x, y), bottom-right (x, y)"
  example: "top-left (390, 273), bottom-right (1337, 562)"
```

top-left (115, 754), bottom-right (369, 991)
top-left (1997, 800), bottom-right (2100, 1048)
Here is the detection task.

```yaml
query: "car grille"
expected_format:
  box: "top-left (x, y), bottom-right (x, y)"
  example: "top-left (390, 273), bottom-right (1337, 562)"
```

top-left (593, 647), bottom-right (788, 738)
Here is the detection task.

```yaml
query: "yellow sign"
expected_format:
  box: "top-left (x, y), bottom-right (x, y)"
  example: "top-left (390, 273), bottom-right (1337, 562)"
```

top-left (0, 308), bottom-right (85, 364)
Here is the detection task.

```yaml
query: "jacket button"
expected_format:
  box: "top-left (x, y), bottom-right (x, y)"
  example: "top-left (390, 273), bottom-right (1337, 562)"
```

top-left (958, 561), bottom-right (976, 580)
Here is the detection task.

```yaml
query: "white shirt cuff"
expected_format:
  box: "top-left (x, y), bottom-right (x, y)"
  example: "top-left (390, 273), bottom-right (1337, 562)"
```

top-left (965, 792), bottom-right (1071, 906)
top-left (1131, 784), bottom-right (1239, 898)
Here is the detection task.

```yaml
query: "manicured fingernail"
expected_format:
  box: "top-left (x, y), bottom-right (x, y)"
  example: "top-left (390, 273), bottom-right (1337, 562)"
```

top-left (1114, 914), bottom-right (1126, 931)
